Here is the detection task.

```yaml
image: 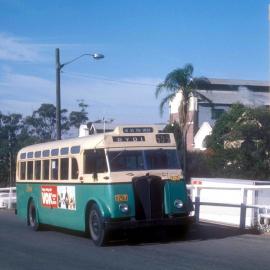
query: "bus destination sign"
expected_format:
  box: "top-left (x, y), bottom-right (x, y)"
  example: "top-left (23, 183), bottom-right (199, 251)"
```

top-left (123, 127), bottom-right (153, 133)
top-left (156, 134), bottom-right (171, 143)
top-left (113, 136), bottom-right (145, 142)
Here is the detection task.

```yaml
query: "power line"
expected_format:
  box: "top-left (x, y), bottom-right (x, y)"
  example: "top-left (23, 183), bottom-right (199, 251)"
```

top-left (62, 71), bottom-right (158, 87)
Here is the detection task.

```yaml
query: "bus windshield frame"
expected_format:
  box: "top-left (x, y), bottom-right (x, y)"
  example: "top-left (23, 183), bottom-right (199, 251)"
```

top-left (107, 148), bottom-right (180, 172)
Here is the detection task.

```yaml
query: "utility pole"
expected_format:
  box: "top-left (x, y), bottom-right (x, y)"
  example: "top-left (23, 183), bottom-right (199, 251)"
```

top-left (55, 48), bottom-right (61, 140)
top-left (55, 48), bottom-right (104, 140)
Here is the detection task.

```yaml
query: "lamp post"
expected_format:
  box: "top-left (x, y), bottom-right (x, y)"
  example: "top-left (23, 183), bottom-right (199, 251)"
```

top-left (55, 48), bottom-right (104, 140)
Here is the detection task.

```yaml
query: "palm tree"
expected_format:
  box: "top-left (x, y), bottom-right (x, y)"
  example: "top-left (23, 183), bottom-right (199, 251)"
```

top-left (155, 63), bottom-right (211, 178)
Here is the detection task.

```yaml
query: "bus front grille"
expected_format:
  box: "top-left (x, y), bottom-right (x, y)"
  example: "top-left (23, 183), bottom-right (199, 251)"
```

top-left (132, 175), bottom-right (164, 220)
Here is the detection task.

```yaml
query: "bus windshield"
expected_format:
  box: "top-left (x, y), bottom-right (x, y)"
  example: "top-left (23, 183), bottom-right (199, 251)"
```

top-left (107, 149), bottom-right (180, 172)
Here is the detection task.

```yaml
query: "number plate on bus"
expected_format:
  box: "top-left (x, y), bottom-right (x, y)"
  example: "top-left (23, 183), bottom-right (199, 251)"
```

top-left (170, 175), bottom-right (180, 181)
top-left (115, 194), bottom-right (128, 202)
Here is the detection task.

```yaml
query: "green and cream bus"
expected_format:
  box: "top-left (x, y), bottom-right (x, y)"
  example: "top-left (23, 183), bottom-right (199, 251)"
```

top-left (16, 125), bottom-right (194, 246)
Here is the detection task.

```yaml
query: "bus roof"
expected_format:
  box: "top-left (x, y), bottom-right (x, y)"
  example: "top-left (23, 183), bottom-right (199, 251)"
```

top-left (17, 125), bottom-right (176, 159)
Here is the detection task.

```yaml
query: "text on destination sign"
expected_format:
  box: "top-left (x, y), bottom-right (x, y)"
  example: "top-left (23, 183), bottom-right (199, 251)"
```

top-left (112, 136), bottom-right (145, 142)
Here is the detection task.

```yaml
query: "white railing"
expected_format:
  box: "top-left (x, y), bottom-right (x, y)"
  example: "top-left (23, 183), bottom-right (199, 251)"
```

top-left (0, 187), bottom-right (16, 209)
top-left (187, 184), bottom-right (270, 230)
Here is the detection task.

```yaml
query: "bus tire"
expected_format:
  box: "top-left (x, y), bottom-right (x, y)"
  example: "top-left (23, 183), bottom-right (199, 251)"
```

top-left (89, 203), bottom-right (108, 246)
top-left (28, 200), bottom-right (40, 231)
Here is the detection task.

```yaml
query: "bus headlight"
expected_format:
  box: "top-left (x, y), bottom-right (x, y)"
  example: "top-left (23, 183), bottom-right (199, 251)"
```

top-left (174, 199), bottom-right (183, 209)
top-left (119, 203), bottom-right (129, 214)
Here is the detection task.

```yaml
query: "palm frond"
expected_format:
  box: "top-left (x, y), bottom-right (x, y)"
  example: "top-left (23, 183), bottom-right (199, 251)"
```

top-left (159, 93), bottom-right (176, 116)
top-left (164, 68), bottom-right (189, 90)
top-left (155, 83), bottom-right (166, 98)
top-left (183, 63), bottom-right (194, 77)
top-left (192, 76), bottom-right (211, 89)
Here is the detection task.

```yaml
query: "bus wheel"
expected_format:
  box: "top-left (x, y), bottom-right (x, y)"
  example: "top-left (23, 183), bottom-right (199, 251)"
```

top-left (28, 200), bottom-right (40, 231)
top-left (89, 203), bottom-right (108, 246)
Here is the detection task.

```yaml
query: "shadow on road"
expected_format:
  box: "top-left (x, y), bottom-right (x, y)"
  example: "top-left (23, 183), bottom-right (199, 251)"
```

top-left (105, 222), bottom-right (259, 246)
top-left (38, 221), bottom-right (259, 246)
top-left (0, 210), bottom-right (260, 247)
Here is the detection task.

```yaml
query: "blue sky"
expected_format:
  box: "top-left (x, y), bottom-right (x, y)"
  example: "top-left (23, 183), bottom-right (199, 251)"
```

top-left (0, 0), bottom-right (269, 124)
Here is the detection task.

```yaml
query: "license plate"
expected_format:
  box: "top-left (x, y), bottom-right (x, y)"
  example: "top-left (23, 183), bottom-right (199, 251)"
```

top-left (115, 194), bottom-right (128, 202)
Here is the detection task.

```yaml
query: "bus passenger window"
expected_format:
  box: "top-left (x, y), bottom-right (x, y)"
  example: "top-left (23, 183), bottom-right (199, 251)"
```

top-left (84, 149), bottom-right (107, 174)
top-left (60, 158), bottom-right (69, 180)
top-left (51, 159), bottom-right (58, 180)
top-left (20, 162), bottom-right (26, 180)
top-left (43, 160), bottom-right (49, 180)
top-left (35, 160), bottom-right (41, 180)
top-left (27, 161), bottom-right (33, 180)
top-left (71, 158), bottom-right (78, 179)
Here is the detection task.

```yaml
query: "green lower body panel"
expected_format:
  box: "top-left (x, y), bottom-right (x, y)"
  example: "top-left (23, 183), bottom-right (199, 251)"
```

top-left (16, 180), bottom-right (191, 232)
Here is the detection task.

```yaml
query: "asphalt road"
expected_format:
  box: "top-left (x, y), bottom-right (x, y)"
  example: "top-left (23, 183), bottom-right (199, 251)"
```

top-left (0, 210), bottom-right (270, 270)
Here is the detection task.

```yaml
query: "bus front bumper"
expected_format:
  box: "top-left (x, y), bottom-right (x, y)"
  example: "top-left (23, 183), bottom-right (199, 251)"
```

top-left (104, 215), bottom-right (195, 230)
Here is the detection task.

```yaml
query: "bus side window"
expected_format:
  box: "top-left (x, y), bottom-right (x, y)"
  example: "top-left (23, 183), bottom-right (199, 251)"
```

top-left (20, 162), bottom-right (26, 180)
top-left (71, 158), bottom-right (78, 179)
top-left (51, 159), bottom-right (59, 180)
top-left (43, 160), bottom-right (49, 180)
top-left (35, 160), bottom-right (41, 180)
top-left (60, 158), bottom-right (69, 180)
top-left (27, 161), bottom-right (33, 180)
top-left (84, 149), bottom-right (108, 174)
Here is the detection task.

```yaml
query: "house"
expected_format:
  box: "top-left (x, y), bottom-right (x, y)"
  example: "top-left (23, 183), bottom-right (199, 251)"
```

top-left (169, 78), bottom-right (270, 151)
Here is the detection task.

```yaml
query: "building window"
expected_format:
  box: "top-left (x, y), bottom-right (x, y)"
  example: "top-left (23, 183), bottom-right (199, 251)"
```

top-left (71, 158), bottom-right (79, 179)
top-left (35, 160), bottom-right (41, 180)
top-left (84, 149), bottom-right (107, 174)
top-left (60, 158), bottom-right (69, 180)
top-left (51, 159), bottom-right (59, 180)
top-left (211, 108), bottom-right (225, 120)
top-left (43, 160), bottom-right (50, 180)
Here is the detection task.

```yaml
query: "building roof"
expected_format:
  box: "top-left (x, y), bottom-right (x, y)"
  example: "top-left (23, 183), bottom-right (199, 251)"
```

top-left (208, 78), bottom-right (270, 88)
top-left (198, 89), bottom-right (270, 106)
top-left (197, 78), bottom-right (270, 106)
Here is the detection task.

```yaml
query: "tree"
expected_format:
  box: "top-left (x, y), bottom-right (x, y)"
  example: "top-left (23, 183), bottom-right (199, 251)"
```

top-left (163, 122), bottom-right (182, 150)
top-left (156, 64), bottom-right (211, 130)
top-left (0, 113), bottom-right (35, 186)
top-left (206, 104), bottom-right (270, 179)
top-left (69, 100), bottom-right (89, 129)
top-left (156, 63), bottom-right (211, 177)
top-left (25, 103), bottom-right (70, 142)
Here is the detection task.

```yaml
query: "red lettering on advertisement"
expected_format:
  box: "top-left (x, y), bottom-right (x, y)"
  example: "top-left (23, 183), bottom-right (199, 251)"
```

top-left (41, 186), bottom-right (58, 208)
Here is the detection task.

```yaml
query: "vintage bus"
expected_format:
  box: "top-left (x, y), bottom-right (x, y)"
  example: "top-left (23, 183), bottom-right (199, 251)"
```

top-left (16, 125), bottom-right (194, 246)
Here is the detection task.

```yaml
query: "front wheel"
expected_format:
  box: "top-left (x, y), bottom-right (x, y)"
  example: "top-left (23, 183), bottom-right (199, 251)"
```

top-left (28, 200), bottom-right (40, 231)
top-left (89, 203), bottom-right (109, 246)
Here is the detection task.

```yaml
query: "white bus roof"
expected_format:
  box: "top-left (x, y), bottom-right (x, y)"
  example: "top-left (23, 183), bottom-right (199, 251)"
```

top-left (17, 125), bottom-right (176, 160)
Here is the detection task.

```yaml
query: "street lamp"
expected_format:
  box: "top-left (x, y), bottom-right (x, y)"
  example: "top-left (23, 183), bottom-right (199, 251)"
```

top-left (55, 48), bottom-right (104, 140)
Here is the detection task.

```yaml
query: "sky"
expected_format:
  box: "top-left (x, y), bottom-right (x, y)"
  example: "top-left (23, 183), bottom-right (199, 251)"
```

top-left (0, 0), bottom-right (269, 125)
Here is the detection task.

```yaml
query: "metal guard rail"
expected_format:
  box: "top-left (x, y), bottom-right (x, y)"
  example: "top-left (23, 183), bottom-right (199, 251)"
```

top-left (0, 187), bottom-right (16, 209)
top-left (187, 184), bottom-right (270, 229)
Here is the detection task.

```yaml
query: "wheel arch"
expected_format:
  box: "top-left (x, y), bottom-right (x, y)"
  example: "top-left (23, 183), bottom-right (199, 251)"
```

top-left (27, 197), bottom-right (34, 225)
top-left (84, 199), bottom-right (111, 233)
top-left (27, 197), bottom-right (39, 225)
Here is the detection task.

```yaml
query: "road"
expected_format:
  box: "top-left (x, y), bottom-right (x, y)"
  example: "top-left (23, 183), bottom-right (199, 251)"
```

top-left (0, 209), bottom-right (270, 270)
